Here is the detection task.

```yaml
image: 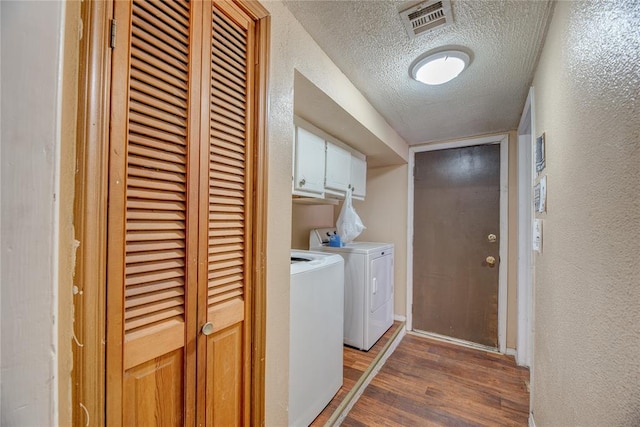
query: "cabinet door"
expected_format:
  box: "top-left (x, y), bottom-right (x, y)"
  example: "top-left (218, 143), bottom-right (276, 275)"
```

top-left (293, 127), bottom-right (325, 196)
top-left (350, 156), bottom-right (367, 199)
top-left (325, 142), bottom-right (351, 196)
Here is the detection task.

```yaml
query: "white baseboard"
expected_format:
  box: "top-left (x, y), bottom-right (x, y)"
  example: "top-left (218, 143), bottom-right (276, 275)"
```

top-left (393, 314), bottom-right (406, 322)
top-left (529, 413), bottom-right (536, 427)
top-left (506, 347), bottom-right (517, 357)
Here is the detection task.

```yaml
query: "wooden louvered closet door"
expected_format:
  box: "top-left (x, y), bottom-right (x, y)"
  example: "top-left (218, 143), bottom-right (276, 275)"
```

top-left (106, 0), bottom-right (264, 425)
top-left (196, 1), bottom-right (256, 426)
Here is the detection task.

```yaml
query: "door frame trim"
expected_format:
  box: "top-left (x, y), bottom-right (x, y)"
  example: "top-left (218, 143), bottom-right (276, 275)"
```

top-left (71, 1), bottom-right (113, 424)
top-left (516, 88), bottom-right (534, 368)
top-left (406, 133), bottom-right (509, 353)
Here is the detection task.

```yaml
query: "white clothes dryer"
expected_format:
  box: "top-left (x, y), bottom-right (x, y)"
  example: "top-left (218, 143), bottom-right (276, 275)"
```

top-left (310, 228), bottom-right (394, 351)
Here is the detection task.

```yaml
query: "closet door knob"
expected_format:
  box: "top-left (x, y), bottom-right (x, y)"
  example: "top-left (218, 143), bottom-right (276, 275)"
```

top-left (201, 322), bottom-right (214, 336)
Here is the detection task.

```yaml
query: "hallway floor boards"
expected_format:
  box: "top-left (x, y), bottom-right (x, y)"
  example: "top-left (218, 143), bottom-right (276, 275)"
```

top-left (310, 321), bottom-right (404, 426)
top-left (342, 333), bottom-right (530, 426)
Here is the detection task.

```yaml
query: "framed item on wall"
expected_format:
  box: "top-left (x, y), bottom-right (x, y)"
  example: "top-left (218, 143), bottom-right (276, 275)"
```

top-left (535, 133), bottom-right (546, 176)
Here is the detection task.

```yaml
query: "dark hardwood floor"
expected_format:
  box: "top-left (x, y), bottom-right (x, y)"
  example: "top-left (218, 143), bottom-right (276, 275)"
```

top-left (310, 321), bottom-right (404, 426)
top-left (342, 334), bottom-right (530, 427)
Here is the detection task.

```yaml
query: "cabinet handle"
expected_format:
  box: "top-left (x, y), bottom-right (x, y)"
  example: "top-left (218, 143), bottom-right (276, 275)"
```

top-left (299, 178), bottom-right (306, 187)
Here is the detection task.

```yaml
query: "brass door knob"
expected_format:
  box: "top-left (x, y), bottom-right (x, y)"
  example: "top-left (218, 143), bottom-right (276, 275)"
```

top-left (487, 233), bottom-right (497, 243)
top-left (486, 256), bottom-right (496, 267)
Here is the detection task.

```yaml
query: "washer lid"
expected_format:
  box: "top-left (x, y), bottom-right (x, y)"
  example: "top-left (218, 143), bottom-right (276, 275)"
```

top-left (320, 241), bottom-right (394, 254)
top-left (290, 250), bottom-right (344, 275)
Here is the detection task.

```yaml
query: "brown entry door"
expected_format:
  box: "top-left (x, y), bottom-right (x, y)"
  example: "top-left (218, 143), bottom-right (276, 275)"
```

top-left (412, 145), bottom-right (500, 348)
top-left (106, 0), bottom-right (265, 424)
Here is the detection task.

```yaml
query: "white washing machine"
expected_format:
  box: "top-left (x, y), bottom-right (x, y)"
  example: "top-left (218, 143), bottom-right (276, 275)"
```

top-left (289, 250), bottom-right (344, 427)
top-left (310, 228), bottom-right (394, 351)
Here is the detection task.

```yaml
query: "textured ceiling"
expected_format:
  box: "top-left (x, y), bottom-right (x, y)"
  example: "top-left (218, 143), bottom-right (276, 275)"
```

top-left (284, 0), bottom-right (554, 145)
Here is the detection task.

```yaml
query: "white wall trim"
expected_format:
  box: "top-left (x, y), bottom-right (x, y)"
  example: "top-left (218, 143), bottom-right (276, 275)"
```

top-left (529, 413), bottom-right (537, 427)
top-left (393, 314), bottom-right (406, 322)
top-left (516, 88), bottom-right (535, 368)
top-left (506, 348), bottom-right (517, 357)
top-left (406, 134), bottom-right (509, 353)
top-left (406, 149), bottom-right (415, 331)
top-left (498, 137), bottom-right (508, 354)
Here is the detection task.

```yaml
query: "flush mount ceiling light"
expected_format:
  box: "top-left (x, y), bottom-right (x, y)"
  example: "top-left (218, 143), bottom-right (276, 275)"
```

top-left (410, 50), bottom-right (470, 85)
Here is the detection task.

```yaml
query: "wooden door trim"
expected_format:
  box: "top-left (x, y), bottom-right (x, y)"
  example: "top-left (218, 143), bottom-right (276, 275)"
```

top-left (72, 1), bottom-right (113, 425)
top-left (250, 10), bottom-right (270, 427)
top-left (406, 134), bottom-right (509, 353)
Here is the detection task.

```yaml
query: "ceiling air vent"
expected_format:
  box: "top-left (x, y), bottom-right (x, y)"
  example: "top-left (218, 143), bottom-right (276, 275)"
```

top-left (399, 0), bottom-right (453, 39)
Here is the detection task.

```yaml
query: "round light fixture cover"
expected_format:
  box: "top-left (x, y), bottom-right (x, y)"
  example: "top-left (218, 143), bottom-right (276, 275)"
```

top-left (411, 50), bottom-right (470, 85)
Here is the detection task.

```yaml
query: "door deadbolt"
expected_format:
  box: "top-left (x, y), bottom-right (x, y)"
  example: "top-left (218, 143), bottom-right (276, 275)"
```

top-left (487, 233), bottom-right (497, 243)
top-left (201, 322), bottom-right (214, 336)
top-left (485, 256), bottom-right (496, 267)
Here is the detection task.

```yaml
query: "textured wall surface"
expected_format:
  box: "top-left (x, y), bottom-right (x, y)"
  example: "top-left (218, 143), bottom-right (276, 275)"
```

top-left (1, 1), bottom-right (65, 425)
top-left (290, 203), bottom-right (335, 250)
top-left (531, 1), bottom-right (640, 425)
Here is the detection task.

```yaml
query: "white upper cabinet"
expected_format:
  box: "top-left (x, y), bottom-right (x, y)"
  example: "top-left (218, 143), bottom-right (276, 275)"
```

top-left (293, 123), bottom-right (367, 201)
top-left (350, 155), bottom-right (367, 200)
top-left (325, 142), bottom-right (351, 196)
top-left (293, 127), bottom-right (326, 197)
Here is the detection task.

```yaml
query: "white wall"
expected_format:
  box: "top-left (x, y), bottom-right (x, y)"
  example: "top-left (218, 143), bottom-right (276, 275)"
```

top-left (0, 1), bottom-right (66, 425)
top-left (353, 165), bottom-right (408, 317)
top-left (530, 1), bottom-right (640, 425)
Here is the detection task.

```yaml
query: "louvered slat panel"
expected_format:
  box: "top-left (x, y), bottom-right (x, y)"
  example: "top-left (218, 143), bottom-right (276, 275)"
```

top-left (128, 177), bottom-right (185, 193)
top-left (211, 88), bottom-right (246, 113)
top-left (128, 166), bottom-right (185, 184)
top-left (212, 150), bottom-right (245, 168)
top-left (211, 127), bottom-right (245, 147)
top-left (209, 245), bottom-right (244, 256)
top-left (213, 12), bottom-right (247, 55)
top-left (127, 210), bottom-right (185, 221)
top-left (207, 4), bottom-right (251, 309)
top-left (130, 54), bottom-right (187, 87)
top-left (126, 248), bottom-right (184, 264)
top-left (125, 306), bottom-right (185, 331)
top-left (208, 271), bottom-right (243, 288)
top-left (210, 163), bottom-right (244, 180)
top-left (132, 7), bottom-right (188, 48)
top-left (124, 0), bottom-right (190, 338)
top-left (210, 178), bottom-right (244, 191)
top-left (208, 290), bottom-right (243, 306)
top-left (144, 0), bottom-right (189, 28)
top-left (130, 68), bottom-right (187, 106)
top-left (125, 278), bottom-right (184, 298)
top-left (129, 134), bottom-right (186, 154)
top-left (212, 143), bottom-right (245, 161)
top-left (208, 282), bottom-right (243, 298)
